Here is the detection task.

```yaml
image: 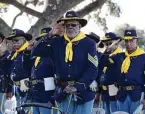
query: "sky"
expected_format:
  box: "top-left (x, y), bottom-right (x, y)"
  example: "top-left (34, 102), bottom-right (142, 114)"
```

top-left (1, 0), bottom-right (145, 37)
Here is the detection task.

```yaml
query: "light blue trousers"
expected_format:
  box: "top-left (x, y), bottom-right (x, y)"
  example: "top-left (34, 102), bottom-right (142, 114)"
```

top-left (57, 95), bottom-right (94, 114)
top-left (15, 87), bottom-right (31, 113)
top-left (101, 100), bottom-right (118, 114)
top-left (32, 106), bottom-right (51, 114)
top-left (0, 93), bottom-right (6, 114)
top-left (118, 95), bottom-right (140, 114)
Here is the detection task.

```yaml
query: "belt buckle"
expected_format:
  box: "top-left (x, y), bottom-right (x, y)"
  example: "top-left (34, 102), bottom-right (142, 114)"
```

top-left (68, 81), bottom-right (74, 86)
top-left (32, 80), bottom-right (37, 85)
top-left (102, 85), bottom-right (107, 90)
top-left (15, 81), bottom-right (20, 86)
top-left (126, 86), bottom-right (134, 90)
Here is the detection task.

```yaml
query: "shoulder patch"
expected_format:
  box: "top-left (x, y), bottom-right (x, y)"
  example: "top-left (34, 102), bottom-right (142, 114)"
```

top-left (88, 53), bottom-right (98, 68)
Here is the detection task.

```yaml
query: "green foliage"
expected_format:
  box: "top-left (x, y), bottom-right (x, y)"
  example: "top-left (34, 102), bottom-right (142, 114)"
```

top-left (87, 0), bottom-right (121, 32)
top-left (0, 3), bottom-right (8, 15)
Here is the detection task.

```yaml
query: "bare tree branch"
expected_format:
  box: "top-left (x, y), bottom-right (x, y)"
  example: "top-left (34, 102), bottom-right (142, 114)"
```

top-left (28, 0), bottom-right (85, 37)
top-left (11, 12), bottom-right (23, 28)
top-left (0, 0), bottom-right (109, 38)
top-left (0, 0), bottom-right (42, 17)
top-left (10, 1), bottom-right (34, 28)
top-left (77, 0), bottom-right (107, 17)
top-left (0, 18), bottom-right (12, 37)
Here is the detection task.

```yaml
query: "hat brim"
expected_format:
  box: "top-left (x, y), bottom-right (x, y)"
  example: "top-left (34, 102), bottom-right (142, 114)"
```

top-left (7, 33), bottom-right (32, 41)
top-left (57, 19), bottom-right (62, 24)
top-left (87, 34), bottom-right (100, 43)
top-left (61, 18), bottom-right (87, 27)
top-left (101, 37), bottom-right (122, 42)
top-left (35, 36), bottom-right (42, 41)
top-left (124, 36), bottom-right (140, 40)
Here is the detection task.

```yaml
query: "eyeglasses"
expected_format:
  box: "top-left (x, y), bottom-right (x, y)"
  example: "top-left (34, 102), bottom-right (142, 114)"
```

top-left (12, 38), bottom-right (24, 43)
top-left (65, 24), bottom-right (79, 28)
top-left (12, 39), bottom-right (19, 43)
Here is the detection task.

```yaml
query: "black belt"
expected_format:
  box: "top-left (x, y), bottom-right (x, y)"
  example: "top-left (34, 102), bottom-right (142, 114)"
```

top-left (15, 79), bottom-right (45, 87)
top-left (56, 80), bottom-right (75, 86)
top-left (14, 81), bottom-right (20, 86)
top-left (31, 80), bottom-right (44, 85)
top-left (101, 85), bottom-right (108, 90)
top-left (118, 85), bottom-right (139, 91)
top-left (14, 80), bottom-right (30, 88)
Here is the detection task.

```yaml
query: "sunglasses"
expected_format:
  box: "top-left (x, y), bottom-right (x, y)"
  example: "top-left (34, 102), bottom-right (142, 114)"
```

top-left (103, 42), bottom-right (113, 46)
top-left (65, 24), bottom-right (79, 28)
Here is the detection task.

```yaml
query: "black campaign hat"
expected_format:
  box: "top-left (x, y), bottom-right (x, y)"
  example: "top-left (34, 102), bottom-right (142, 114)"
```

top-left (124, 29), bottom-right (139, 40)
top-left (60, 10), bottom-right (87, 27)
top-left (7, 29), bottom-right (32, 41)
top-left (36, 27), bottom-right (52, 41)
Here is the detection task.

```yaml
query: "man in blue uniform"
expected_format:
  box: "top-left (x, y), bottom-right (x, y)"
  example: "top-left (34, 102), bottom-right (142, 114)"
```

top-left (23, 27), bottom-right (57, 114)
top-left (0, 32), bottom-right (13, 114)
top-left (98, 32), bottom-right (122, 114)
top-left (6, 29), bottom-right (32, 107)
top-left (86, 32), bottom-right (104, 110)
top-left (104, 29), bottom-right (145, 113)
top-left (32, 10), bottom-right (98, 114)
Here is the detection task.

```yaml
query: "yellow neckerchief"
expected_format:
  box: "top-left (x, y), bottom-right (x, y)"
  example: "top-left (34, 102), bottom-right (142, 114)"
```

top-left (121, 46), bottom-right (145, 73)
top-left (34, 57), bottom-right (41, 67)
top-left (64, 32), bottom-right (86, 63)
top-left (11, 41), bottom-right (28, 60)
top-left (103, 47), bottom-right (122, 73)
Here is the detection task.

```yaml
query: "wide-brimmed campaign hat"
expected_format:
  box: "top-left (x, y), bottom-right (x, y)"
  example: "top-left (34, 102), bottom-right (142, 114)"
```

top-left (7, 29), bottom-right (32, 41)
top-left (101, 32), bottom-right (122, 42)
top-left (60, 10), bottom-right (87, 27)
top-left (124, 29), bottom-right (139, 40)
top-left (86, 32), bottom-right (100, 43)
top-left (36, 27), bottom-right (52, 41)
top-left (86, 32), bottom-right (104, 48)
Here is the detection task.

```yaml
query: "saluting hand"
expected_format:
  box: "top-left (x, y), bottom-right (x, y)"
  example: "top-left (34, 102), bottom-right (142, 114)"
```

top-left (49, 21), bottom-right (64, 37)
top-left (27, 39), bottom-right (35, 50)
top-left (106, 39), bottom-right (120, 52)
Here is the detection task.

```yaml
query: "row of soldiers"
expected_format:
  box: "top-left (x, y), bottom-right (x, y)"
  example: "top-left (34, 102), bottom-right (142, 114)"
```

top-left (0, 10), bottom-right (145, 114)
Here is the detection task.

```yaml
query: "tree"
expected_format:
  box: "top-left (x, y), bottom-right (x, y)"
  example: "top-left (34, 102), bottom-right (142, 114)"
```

top-left (0, 0), bottom-right (121, 38)
top-left (114, 23), bottom-right (145, 49)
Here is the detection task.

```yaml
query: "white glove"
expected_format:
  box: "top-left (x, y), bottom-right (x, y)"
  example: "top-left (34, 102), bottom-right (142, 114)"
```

top-left (4, 109), bottom-right (17, 114)
top-left (4, 96), bottom-right (17, 111)
top-left (133, 104), bottom-right (143, 114)
top-left (20, 78), bottom-right (29, 92)
top-left (89, 80), bottom-right (98, 92)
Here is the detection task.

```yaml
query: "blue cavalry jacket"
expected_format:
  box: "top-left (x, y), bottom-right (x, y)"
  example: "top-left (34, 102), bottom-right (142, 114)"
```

top-left (10, 51), bottom-right (30, 97)
top-left (23, 50), bottom-right (55, 103)
top-left (98, 52), bottom-right (119, 101)
top-left (103, 52), bottom-right (145, 102)
top-left (32, 34), bottom-right (98, 103)
top-left (0, 51), bottom-right (12, 93)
